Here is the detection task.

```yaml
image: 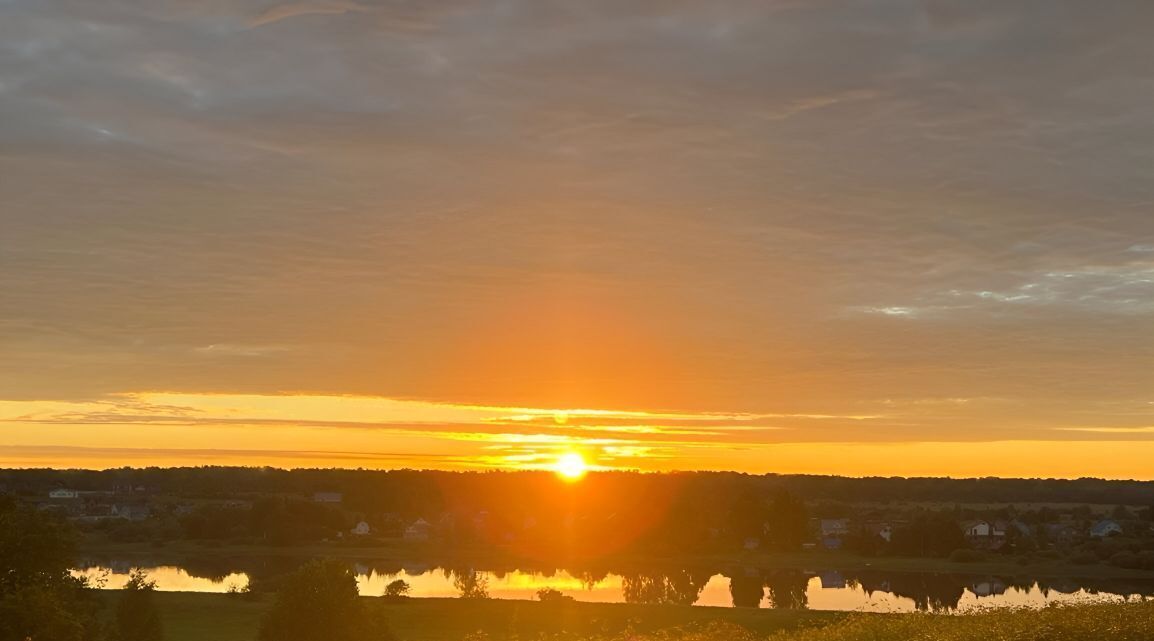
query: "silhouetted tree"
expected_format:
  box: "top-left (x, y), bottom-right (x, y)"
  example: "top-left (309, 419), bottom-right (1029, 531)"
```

top-left (0, 497), bottom-right (103, 641)
top-left (890, 513), bottom-right (966, 557)
top-left (382, 579), bottom-right (410, 598)
top-left (764, 491), bottom-right (808, 551)
top-left (621, 570), bottom-right (710, 605)
top-left (536, 587), bottom-right (574, 603)
top-left (726, 489), bottom-right (769, 546)
top-left (450, 569), bottom-right (489, 599)
top-left (258, 560), bottom-right (393, 641)
top-left (728, 574), bottom-right (764, 608)
top-left (115, 570), bottom-right (162, 641)
top-left (765, 571), bottom-right (809, 609)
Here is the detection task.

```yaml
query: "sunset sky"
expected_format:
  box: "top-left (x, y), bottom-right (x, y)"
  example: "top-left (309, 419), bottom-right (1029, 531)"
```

top-left (1, 1), bottom-right (1152, 478)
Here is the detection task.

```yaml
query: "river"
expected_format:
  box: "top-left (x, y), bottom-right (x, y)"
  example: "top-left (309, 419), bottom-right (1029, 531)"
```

top-left (72, 559), bottom-right (1154, 613)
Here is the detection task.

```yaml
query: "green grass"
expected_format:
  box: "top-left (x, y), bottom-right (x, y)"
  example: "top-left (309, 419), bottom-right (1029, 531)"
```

top-left (120, 593), bottom-right (1154, 641)
top-left (140, 592), bottom-right (844, 641)
top-left (139, 593), bottom-right (266, 641)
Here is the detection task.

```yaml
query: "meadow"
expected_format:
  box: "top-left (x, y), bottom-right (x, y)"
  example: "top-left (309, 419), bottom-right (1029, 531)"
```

top-left (141, 593), bottom-right (1154, 641)
top-left (142, 593), bottom-right (841, 641)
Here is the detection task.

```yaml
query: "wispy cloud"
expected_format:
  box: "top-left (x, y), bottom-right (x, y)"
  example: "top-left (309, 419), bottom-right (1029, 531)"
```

top-left (249, 1), bottom-right (372, 27)
top-left (0, 0), bottom-right (1152, 476)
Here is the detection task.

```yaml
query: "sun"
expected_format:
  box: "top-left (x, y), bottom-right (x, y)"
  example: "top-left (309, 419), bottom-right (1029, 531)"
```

top-left (555, 452), bottom-right (588, 481)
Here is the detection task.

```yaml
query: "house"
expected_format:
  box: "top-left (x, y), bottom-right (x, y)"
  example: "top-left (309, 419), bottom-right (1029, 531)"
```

top-left (313, 492), bottom-right (343, 504)
top-left (743, 537), bottom-right (760, 550)
top-left (351, 521), bottom-right (371, 536)
top-left (1090, 519), bottom-right (1123, 538)
top-left (864, 521), bottom-right (893, 542)
top-left (820, 519), bottom-right (850, 538)
top-left (963, 520), bottom-right (992, 538)
top-left (404, 518), bottom-right (432, 542)
top-left (1044, 523), bottom-right (1080, 545)
top-left (49, 489), bottom-right (79, 500)
top-left (110, 504), bottom-right (151, 521)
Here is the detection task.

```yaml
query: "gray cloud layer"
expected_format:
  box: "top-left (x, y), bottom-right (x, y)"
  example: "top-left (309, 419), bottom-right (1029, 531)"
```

top-left (1, 1), bottom-right (1152, 440)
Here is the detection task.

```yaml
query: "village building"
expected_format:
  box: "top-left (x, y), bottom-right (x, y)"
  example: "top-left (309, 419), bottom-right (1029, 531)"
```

top-left (1089, 519), bottom-right (1123, 538)
top-left (963, 520), bottom-right (992, 538)
top-left (404, 518), bottom-right (432, 542)
top-left (820, 519), bottom-right (851, 538)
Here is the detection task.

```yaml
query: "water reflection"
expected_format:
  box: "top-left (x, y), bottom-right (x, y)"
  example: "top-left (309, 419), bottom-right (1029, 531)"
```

top-left (74, 559), bottom-right (1154, 613)
top-left (73, 565), bottom-right (249, 593)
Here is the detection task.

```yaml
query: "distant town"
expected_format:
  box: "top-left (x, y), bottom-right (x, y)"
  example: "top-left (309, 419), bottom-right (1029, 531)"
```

top-left (6, 468), bottom-right (1154, 572)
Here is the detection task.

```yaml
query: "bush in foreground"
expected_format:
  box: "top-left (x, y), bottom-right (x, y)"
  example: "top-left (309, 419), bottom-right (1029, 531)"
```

top-left (258, 560), bottom-right (393, 641)
top-left (0, 498), bottom-right (104, 641)
top-left (536, 587), bottom-right (574, 603)
top-left (114, 570), bottom-right (163, 641)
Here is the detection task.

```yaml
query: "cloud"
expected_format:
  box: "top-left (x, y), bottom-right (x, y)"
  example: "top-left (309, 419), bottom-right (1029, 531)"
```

top-left (249, 1), bottom-right (371, 27)
top-left (194, 344), bottom-right (295, 357)
top-left (0, 0), bottom-right (1152, 470)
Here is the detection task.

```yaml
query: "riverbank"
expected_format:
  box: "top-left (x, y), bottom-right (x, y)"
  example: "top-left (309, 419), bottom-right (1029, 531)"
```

top-left (125, 592), bottom-right (846, 641)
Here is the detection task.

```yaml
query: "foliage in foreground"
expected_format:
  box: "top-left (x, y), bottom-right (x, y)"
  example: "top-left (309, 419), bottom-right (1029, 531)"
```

top-left (114, 570), bottom-right (162, 641)
top-left (0, 497), bottom-right (104, 641)
top-left (258, 559), bottom-right (393, 641)
top-left (768, 602), bottom-right (1154, 641)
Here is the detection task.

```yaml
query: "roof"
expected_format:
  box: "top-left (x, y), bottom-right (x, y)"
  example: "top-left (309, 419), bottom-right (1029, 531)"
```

top-left (1090, 519), bottom-right (1122, 535)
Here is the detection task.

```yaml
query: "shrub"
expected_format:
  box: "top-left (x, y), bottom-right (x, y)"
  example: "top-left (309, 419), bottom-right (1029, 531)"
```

top-left (226, 583), bottom-right (259, 601)
top-left (114, 570), bottom-right (163, 641)
top-left (382, 579), bottom-right (411, 600)
top-left (536, 587), bottom-right (574, 603)
top-left (452, 570), bottom-right (490, 599)
top-left (258, 560), bottom-right (394, 641)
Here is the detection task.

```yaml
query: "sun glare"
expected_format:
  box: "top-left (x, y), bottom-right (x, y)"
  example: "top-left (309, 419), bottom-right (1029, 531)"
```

top-left (555, 452), bottom-right (588, 481)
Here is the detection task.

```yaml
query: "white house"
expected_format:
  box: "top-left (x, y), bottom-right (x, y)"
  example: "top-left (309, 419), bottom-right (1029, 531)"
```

top-left (964, 520), bottom-right (992, 538)
top-left (49, 489), bottom-right (79, 500)
top-left (820, 519), bottom-right (850, 537)
top-left (404, 518), bottom-right (432, 542)
top-left (312, 492), bottom-right (343, 504)
top-left (1090, 519), bottom-right (1123, 538)
top-left (351, 521), bottom-right (371, 536)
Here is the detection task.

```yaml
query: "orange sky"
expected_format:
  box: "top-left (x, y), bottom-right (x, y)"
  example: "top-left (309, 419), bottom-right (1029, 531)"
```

top-left (2, 392), bottom-right (1154, 479)
top-left (1, 1), bottom-right (1152, 478)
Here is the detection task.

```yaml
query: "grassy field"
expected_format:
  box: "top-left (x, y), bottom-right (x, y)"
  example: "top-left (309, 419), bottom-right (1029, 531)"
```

top-left (764, 601), bottom-right (1154, 641)
top-left (139, 593), bottom-right (845, 641)
top-left (122, 593), bottom-right (1154, 641)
